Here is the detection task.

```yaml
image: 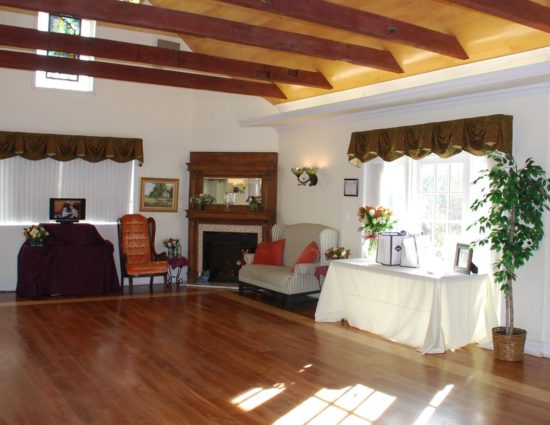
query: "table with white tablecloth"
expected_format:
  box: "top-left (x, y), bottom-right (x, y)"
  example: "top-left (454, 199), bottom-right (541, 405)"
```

top-left (315, 259), bottom-right (498, 354)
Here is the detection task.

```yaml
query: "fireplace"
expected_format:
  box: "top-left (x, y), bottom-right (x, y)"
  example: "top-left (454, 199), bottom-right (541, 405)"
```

top-left (186, 152), bottom-right (277, 282)
top-left (202, 230), bottom-right (258, 282)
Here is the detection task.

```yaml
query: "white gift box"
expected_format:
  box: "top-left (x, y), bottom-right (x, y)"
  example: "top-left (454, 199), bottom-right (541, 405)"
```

top-left (400, 234), bottom-right (425, 268)
top-left (376, 232), bottom-right (405, 266)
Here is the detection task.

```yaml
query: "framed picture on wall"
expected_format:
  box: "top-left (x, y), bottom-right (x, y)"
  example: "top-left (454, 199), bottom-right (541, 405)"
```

top-left (140, 177), bottom-right (179, 212)
top-left (344, 178), bottom-right (359, 197)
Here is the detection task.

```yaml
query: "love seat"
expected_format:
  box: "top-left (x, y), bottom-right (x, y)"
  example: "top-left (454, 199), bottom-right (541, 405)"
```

top-left (238, 223), bottom-right (339, 309)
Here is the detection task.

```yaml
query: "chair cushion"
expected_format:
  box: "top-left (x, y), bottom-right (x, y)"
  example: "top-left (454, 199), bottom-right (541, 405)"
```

top-left (253, 239), bottom-right (285, 266)
top-left (126, 261), bottom-right (168, 276)
top-left (291, 241), bottom-right (319, 272)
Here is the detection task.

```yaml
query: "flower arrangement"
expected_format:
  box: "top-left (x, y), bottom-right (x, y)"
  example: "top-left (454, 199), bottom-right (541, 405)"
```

top-left (163, 237), bottom-right (180, 249)
top-left (190, 193), bottom-right (215, 209)
top-left (22, 224), bottom-right (49, 246)
top-left (163, 237), bottom-right (181, 257)
top-left (324, 246), bottom-right (351, 260)
top-left (357, 205), bottom-right (396, 235)
top-left (246, 195), bottom-right (263, 211)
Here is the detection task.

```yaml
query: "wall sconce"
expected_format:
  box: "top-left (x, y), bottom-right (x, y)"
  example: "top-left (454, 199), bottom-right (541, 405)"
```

top-left (291, 167), bottom-right (318, 186)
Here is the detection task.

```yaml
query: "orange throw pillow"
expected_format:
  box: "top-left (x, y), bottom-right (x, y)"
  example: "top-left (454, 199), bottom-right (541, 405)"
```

top-left (291, 241), bottom-right (319, 272)
top-left (253, 239), bottom-right (285, 266)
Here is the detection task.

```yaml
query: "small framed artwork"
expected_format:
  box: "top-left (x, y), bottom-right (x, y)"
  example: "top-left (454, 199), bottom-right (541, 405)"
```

top-left (344, 178), bottom-right (359, 197)
top-left (454, 243), bottom-right (473, 274)
top-left (140, 177), bottom-right (179, 212)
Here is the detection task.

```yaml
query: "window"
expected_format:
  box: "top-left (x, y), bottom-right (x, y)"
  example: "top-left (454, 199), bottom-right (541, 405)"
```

top-left (363, 152), bottom-right (488, 264)
top-left (35, 12), bottom-right (95, 92)
top-left (413, 155), bottom-right (469, 259)
top-left (0, 157), bottom-right (135, 224)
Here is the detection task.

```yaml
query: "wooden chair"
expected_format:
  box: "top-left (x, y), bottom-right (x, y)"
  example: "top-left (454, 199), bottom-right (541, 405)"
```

top-left (117, 214), bottom-right (168, 292)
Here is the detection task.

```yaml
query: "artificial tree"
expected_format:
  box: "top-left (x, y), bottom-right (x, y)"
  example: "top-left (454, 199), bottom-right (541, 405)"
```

top-left (470, 151), bottom-right (550, 340)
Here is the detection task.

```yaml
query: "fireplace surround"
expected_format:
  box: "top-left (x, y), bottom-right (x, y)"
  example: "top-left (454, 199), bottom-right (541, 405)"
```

top-left (186, 152), bottom-right (277, 282)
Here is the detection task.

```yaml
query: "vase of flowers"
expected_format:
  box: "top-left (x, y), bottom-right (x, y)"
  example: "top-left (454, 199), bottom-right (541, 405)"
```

top-left (247, 195), bottom-right (263, 212)
top-left (23, 224), bottom-right (49, 247)
top-left (190, 193), bottom-right (215, 210)
top-left (357, 205), bottom-right (396, 258)
top-left (163, 237), bottom-right (180, 258)
top-left (324, 246), bottom-right (351, 261)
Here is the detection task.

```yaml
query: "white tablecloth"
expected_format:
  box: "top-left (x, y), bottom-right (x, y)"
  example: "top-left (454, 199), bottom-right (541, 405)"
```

top-left (315, 259), bottom-right (498, 354)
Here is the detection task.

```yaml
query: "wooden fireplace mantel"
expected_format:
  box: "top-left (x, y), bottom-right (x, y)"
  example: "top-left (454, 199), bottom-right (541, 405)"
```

top-left (185, 152), bottom-right (278, 282)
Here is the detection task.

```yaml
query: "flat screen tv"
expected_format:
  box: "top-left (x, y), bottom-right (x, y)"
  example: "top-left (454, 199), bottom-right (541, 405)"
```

top-left (49, 198), bottom-right (86, 223)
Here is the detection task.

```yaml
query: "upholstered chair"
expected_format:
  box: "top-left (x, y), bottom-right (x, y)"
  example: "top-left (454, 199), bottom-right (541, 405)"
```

top-left (117, 214), bottom-right (168, 291)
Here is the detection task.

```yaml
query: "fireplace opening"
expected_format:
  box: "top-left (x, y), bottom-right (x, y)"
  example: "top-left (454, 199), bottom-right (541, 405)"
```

top-left (202, 232), bottom-right (258, 282)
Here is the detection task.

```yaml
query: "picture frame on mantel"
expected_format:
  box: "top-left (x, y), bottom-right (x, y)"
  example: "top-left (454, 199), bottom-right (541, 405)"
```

top-left (140, 177), bottom-right (179, 212)
top-left (344, 178), bottom-right (359, 197)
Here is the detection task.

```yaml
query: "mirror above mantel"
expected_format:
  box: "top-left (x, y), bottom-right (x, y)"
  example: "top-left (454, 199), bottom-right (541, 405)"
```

top-left (203, 177), bottom-right (262, 205)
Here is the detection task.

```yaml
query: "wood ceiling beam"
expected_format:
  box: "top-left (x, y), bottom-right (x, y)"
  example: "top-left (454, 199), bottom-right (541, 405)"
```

top-left (0, 0), bottom-right (403, 72)
top-left (0, 24), bottom-right (331, 89)
top-left (445, 0), bottom-right (550, 33)
top-left (0, 49), bottom-right (286, 99)
top-left (218, 0), bottom-right (468, 60)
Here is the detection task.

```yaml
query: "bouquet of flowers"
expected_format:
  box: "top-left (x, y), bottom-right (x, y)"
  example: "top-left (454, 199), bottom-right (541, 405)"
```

top-left (357, 205), bottom-right (396, 235)
top-left (246, 195), bottom-right (263, 211)
top-left (163, 238), bottom-right (180, 249)
top-left (324, 246), bottom-right (351, 260)
top-left (190, 193), bottom-right (216, 209)
top-left (22, 224), bottom-right (49, 246)
top-left (357, 205), bottom-right (396, 256)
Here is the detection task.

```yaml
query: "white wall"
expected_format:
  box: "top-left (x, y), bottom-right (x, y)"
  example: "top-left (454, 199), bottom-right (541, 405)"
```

top-left (0, 9), bottom-right (277, 289)
top-left (274, 83), bottom-right (550, 357)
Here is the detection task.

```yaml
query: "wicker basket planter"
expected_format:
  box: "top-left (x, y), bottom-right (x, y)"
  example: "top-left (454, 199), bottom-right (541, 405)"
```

top-left (492, 327), bottom-right (527, 362)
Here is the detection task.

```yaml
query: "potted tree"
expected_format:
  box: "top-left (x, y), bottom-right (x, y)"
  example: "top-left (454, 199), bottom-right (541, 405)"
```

top-left (469, 151), bottom-right (550, 361)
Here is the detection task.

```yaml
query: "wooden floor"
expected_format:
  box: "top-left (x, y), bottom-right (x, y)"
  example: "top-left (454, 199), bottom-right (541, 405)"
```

top-left (1, 285), bottom-right (549, 425)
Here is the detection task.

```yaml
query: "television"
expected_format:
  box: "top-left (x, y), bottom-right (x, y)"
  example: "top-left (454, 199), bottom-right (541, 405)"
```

top-left (49, 198), bottom-right (86, 223)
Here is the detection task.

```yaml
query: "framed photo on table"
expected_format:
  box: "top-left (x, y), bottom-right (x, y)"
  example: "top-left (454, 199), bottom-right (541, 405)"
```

top-left (454, 243), bottom-right (473, 274)
top-left (344, 178), bottom-right (359, 197)
top-left (140, 177), bottom-right (179, 212)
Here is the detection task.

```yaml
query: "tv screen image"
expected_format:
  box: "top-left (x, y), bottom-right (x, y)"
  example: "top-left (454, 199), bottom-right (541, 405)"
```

top-left (49, 198), bottom-right (86, 222)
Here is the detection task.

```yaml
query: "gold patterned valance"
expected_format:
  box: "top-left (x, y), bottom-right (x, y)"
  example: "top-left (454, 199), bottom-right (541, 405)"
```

top-left (348, 114), bottom-right (512, 166)
top-left (0, 131), bottom-right (144, 165)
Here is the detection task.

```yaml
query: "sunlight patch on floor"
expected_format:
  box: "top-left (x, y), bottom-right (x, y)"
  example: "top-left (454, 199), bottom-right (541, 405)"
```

top-left (274, 384), bottom-right (396, 424)
top-left (232, 383), bottom-right (286, 412)
top-left (412, 384), bottom-right (455, 425)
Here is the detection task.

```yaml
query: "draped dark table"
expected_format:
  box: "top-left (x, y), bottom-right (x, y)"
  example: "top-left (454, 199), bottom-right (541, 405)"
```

top-left (16, 223), bottom-right (120, 298)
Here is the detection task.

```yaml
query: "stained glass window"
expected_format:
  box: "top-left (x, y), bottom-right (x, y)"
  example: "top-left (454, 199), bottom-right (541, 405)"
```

top-left (35, 12), bottom-right (95, 91)
top-left (46, 15), bottom-right (82, 81)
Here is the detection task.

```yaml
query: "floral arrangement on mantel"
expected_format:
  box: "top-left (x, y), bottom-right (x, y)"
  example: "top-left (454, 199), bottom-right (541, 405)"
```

top-left (246, 195), bottom-right (263, 211)
top-left (324, 246), bottom-right (351, 261)
top-left (190, 193), bottom-right (215, 209)
top-left (22, 224), bottom-right (49, 246)
top-left (357, 205), bottom-right (396, 255)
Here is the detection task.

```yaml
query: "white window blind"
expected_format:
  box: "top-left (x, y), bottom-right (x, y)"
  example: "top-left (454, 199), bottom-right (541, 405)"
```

top-left (0, 157), bottom-right (134, 224)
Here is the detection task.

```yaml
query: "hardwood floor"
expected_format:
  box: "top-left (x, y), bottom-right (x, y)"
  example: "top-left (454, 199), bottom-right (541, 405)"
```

top-left (0, 285), bottom-right (549, 425)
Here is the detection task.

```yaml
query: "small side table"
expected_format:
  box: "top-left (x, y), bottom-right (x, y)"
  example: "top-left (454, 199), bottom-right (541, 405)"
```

top-left (167, 256), bottom-right (188, 286)
top-left (314, 265), bottom-right (329, 287)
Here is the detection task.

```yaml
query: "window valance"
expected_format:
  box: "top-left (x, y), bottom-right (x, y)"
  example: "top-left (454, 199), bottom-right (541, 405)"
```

top-left (0, 131), bottom-right (143, 165)
top-left (348, 114), bottom-right (512, 166)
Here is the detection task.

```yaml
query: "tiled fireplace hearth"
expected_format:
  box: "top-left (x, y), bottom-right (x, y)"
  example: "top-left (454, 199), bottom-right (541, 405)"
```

top-left (199, 224), bottom-right (262, 281)
top-left (185, 152), bottom-right (278, 283)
